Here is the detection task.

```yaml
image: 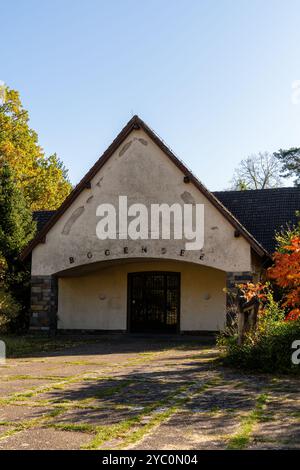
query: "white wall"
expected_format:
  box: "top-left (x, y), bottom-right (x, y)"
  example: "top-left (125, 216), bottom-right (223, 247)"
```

top-left (57, 260), bottom-right (226, 332)
top-left (32, 128), bottom-right (252, 276)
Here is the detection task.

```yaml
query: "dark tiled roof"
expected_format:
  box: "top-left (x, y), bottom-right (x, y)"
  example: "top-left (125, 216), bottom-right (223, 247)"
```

top-left (213, 188), bottom-right (300, 253)
top-left (33, 210), bottom-right (56, 232)
top-left (33, 187), bottom-right (300, 256)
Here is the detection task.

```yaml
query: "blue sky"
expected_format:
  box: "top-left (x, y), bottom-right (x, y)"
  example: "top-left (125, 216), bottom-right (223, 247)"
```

top-left (1, 0), bottom-right (300, 190)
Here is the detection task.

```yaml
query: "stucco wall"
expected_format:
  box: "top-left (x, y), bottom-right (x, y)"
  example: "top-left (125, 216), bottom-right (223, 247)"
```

top-left (31, 127), bottom-right (252, 277)
top-left (57, 260), bottom-right (226, 332)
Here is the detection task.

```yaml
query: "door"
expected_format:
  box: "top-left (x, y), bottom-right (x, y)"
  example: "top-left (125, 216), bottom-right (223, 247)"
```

top-left (128, 272), bottom-right (180, 333)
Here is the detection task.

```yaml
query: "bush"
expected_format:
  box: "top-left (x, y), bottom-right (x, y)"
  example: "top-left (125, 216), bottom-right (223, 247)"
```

top-left (219, 225), bottom-right (300, 374)
top-left (0, 287), bottom-right (20, 333)
top-left (258, 289), bottom-right (285, 327)
top-left (218, 320), bottom-right (300, 374)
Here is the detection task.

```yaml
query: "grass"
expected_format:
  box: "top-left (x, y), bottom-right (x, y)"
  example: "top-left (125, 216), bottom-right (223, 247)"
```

top-left (115, 378), bottom-right (222, 449)
top-left (81, 377), bottom-right (221, 450)
top-left (227, 393), bottom-right (268, 450)
top-left (290, 410), bottom-right (300, 419)
top-left (1, 374), bottom-right (62, 381)
top-left (0, 372), bottom-right (88, 406)
top-left (83, 418), bottom-right (140, 449)
top-left (117, 405), bottom-right (177, 449)
top-left (2, 342), bottom-right (294, 451)
top-left (0, 334), bottom-right (205, 360)
top-left (3, 374), bottom-right (218, 451)
top-left (50, 422), bottom-right (95, 433)
top-left (0, 378), bottom-right (275, 451)
top-left (0, 409), bottom-right (67, 443)
top-left (93, 380), bottom-right (134, 398)
top-left (0, 335), bottom-right (98, 358)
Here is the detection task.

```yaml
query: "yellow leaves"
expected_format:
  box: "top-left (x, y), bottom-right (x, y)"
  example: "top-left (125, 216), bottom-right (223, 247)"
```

top-left (0, 86), bottom-right (72, 210)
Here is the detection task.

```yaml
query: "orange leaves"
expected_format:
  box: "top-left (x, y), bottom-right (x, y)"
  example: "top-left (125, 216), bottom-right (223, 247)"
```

top-left (239, 235), bottom-right (300, 321)
top-left (238, 282), bottom-right (267, 302)
top-left (282, 236), bottom-right (300, 252)
top-left (236, 236), bottom-right (300, 322)
top-left (268, 236), bottom-right (300, 320)
top-left (285, 309), bottom-right (300, 321)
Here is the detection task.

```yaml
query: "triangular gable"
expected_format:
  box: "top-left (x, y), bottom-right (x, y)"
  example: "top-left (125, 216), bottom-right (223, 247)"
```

top-left (21, 115), bottom-right (268, 260)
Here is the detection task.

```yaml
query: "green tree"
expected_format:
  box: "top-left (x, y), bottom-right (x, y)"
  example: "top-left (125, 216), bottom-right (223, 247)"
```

top-left (0, 86), bottom-right (72, 210)
top-left (0, 257), bottom-right (20, 332)
top-left (0, 163), bottom-right (36, 330)
top-left (273, 147), bottom-right (300, 187)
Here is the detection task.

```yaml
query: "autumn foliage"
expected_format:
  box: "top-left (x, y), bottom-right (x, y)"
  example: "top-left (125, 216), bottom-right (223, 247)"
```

top-left (237, 236), bottom-right (300, 321)
top-left (238, 282), bottom-right (267, 302)
top-left (219, 233), bottom-right (300, 373)
top-left (268, 236), bottom-right (300, 321)
top-left (0, 87), bottom-right (72, 210)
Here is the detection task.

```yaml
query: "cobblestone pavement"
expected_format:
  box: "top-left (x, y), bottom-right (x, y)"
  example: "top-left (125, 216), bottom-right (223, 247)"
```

top-left (0, 336), bottom-right (299, 450)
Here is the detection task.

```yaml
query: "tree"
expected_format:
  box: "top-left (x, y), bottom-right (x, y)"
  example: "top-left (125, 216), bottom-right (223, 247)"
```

top-left (230, 152), bottom-right (283, 190)
top-left (268, 236), bottom-right (300, 321)
top-left (0, 164), bottom-right (36, 260)
top-left (234, 227), bottom-right (300, 322)
top-left (0, 86), bottom-right (72, 210)
top-left (0, 163), bottom-right (36, 330)
top-left (0, 254), bottom-right (20, 332)
top-left (273, 147), bottom-right (300, 187)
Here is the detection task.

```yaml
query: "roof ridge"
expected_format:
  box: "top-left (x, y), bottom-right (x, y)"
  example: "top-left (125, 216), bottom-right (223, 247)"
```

top-left (213, 187), bottom-right (300, 194)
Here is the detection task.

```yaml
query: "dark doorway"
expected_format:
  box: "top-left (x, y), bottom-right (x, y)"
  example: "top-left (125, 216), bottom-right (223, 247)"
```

top-left (128, 271), bottom-right (180, 333)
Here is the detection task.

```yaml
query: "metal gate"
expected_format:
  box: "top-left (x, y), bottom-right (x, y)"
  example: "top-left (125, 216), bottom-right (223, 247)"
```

top-left (127, 272), bottom-right (180, 333)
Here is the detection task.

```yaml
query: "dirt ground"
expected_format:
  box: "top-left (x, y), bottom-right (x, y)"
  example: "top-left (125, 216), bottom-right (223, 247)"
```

top-left (0, 336), bottom-right (299, 450)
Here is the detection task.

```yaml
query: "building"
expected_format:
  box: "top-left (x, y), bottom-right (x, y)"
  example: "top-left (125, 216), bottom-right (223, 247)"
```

top-left (21, 116), bottom-right (300, 334)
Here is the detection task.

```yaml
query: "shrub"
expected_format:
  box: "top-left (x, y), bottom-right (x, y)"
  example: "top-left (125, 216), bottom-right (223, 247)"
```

top-left (258, 288), bottom-right (285, 327)
top-left (218, 287), bottom-right (300, 374)
top-left (219, 226), bottom-right (300, 374)
top-left (218, 320), bottom-right (300, 374)
top-left (0, 287), bottom-right (20, 333)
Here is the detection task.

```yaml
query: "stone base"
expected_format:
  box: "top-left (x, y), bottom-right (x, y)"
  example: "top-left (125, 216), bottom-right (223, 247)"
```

top-left (30, 276), bottom-right (58, 332)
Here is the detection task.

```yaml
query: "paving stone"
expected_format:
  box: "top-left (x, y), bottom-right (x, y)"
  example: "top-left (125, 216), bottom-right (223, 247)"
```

top-left (0, 425), bottom-right (14, 437)
top-left (128, 408), bottom-right (240, 450)
top-left (50, 407), bottom-right (138, 425)
top-left (249, 415), bottom-right (300, 449)
top-left (0, 379), bottom-right (52, 398)
top-left (0, 427), bottom-right (92, 450)
top-left (0, 405), bottom-right (51, 423)
top-left (34, 379), bottom-right (131, 404)
top-left (0, 337), bottom-right (299, 450)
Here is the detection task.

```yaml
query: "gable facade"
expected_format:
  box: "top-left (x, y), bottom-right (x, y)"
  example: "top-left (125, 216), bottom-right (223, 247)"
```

top-left (27, 117), bottom-right (266, 333)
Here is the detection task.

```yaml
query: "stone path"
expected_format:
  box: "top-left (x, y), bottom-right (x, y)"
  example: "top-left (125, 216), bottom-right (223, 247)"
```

top-left (0, 336), bottom-right (299, 450)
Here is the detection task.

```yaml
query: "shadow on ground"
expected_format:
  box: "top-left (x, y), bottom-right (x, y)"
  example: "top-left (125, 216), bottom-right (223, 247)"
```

top-left (3, 334), bottom-right (216, 359)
